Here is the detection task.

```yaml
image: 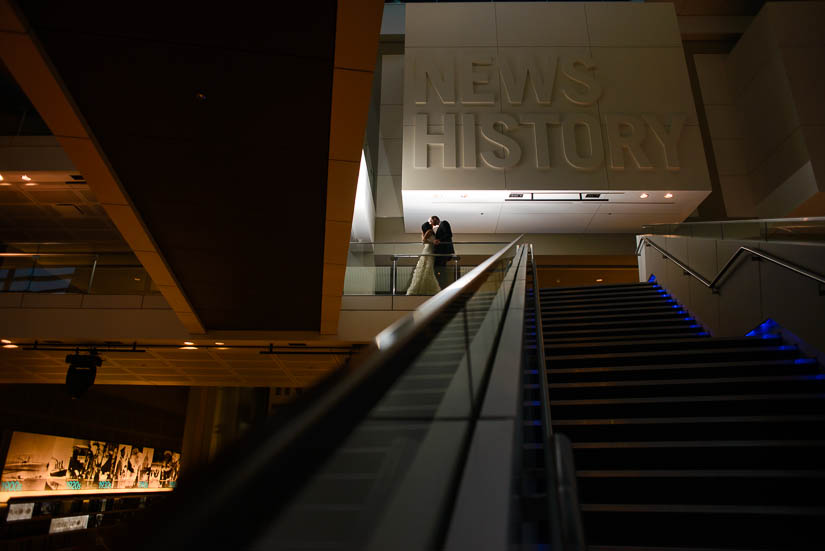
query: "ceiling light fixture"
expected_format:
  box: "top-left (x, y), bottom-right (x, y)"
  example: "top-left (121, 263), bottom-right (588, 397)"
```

top-left (0, 173), bottom-right (3, 180)
top-left (24, 182), bottom-right (38, 186)
top-left (2, 344), bottom-right (18, 349)
top-left (1, 339), bottom-right (11, 344)
top-left (22, 175), bottom-right (31, 181)
top-left (183, 341), bottom-right (194, 345)
top-left (214, 342), bottom-right (225, 346)
top-left (639, 193), bottom-right (649, 199)
top-left (180, 346), bottom-right (198, 350)
top-left (596, 278), bottom-right (604, 282)
top-left (0, 183), bottom-right (10, 186)
top-left (664, 193), bottom-right (674, 199)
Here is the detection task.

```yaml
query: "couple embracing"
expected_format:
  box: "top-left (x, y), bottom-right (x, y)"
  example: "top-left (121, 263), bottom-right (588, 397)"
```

top-left (406, 215), bottom-right (454, 296)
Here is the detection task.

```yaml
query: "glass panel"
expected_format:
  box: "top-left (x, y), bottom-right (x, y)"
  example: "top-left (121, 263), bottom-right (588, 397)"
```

top-left (345, 240), bottom-right (512, 296)
top-left (765, 219), bottom-right (825, 243)
top-left (258, 245), bottom-right (521, 549)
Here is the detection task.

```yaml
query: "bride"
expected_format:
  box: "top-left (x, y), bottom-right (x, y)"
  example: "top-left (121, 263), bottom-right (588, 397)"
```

top-left (406, 228), bottom-right (441, 296)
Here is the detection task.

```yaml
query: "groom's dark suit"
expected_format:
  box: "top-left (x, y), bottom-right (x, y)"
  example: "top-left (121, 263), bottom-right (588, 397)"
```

top-left (421, 220), bottom-right (454, 288)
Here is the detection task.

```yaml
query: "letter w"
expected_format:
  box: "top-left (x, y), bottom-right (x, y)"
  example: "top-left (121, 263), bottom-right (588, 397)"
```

top-left (500, 56), bottom-right (558, 105)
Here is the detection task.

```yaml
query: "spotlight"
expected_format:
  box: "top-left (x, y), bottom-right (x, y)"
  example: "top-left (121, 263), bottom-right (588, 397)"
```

top-left (65, 352), bottom-right (102, 399)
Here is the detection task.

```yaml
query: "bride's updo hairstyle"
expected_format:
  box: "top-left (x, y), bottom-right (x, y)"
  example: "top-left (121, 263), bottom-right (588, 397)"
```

top-left (422, 229), bottom-right (434, 242)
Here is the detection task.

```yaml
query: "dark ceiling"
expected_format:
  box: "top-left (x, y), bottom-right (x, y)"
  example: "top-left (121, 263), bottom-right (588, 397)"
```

top-left (18, 2), bottom-right (338, 331)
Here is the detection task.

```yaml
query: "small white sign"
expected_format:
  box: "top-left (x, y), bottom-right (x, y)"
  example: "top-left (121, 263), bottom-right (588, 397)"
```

top-left (48, 514), bottom-right (89, 534)
top-left (6, 502), bottom-right (34, 521)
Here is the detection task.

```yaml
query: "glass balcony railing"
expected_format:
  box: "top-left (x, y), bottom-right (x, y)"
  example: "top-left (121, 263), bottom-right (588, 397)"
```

top-left (642, 217), bottom-right (825, 244)
top-left (346, 240), bottom-right (513, 295)
top-left (0, 243), bottom-right (159, 295)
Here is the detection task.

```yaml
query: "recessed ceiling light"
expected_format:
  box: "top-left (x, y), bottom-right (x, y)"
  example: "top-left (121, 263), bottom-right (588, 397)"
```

top-left (134, 277), bottom-right (141, 281)
top-left (216, 347), bottom-right (229, 350)
top-left (0, 173), bottom-right (3, 180)
top-left (22, 175), bottom-right (31, 181)
top-left (1, 339), bottom-right (11, 344)
top-left (179, 346), bottom-right (198, 350)
top-left (664, 193), bottom-right (674, 199)
top-left (183, 341), bottom-right (194, 345)
top-left (24, 182), bottom-right (38, 186)
top-left (639, 193), bottom-right (649, 199)
top-left (214, 342), bottom-right (225, 346)
top-left (596, 278), bottom-right (604, 282)
top-left (0, 183), bottom-right (11, 186)
top-left (2, 344), bottom-right (19, 349)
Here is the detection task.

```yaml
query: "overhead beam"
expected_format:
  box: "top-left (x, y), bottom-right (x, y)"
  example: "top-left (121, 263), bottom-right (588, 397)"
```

top-left (0, 0), bottom-right (205, 333)
top-left (320, 0), bottom-right (385, 335)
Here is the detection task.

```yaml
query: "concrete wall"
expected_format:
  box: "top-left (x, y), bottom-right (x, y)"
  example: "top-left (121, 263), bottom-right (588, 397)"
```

top-left (639, 234), bottom-right (825, 358)
top-left (721, 2), bottom-right (825, 217)
top-left (373, 216), bottom-right (637, 256)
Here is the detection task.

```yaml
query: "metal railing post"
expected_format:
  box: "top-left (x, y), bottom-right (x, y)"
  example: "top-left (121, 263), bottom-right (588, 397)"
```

top-left (88, 254), bottom-right (99, 293)
top-left (391, 255), bottom-right (397, 296)
top-left (454, 255), bottom-right (459, 283)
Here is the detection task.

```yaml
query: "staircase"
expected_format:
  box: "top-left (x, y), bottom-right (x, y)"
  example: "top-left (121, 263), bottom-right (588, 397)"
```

top-left (540, 281), bottom-right (825, 550)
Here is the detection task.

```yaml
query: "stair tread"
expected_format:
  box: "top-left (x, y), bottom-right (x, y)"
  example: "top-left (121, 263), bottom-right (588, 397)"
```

top-left (576, 469), bottom-right (825, 478)
top-left (580, 503), bottom-right (825, 515)
top-left (572, 440), bottom-right (825, 449)
top-left (553, 414), bottom-right (825, 426)
top-left (551, 392), bottom-right (825, 406)
top-left (549, 375), bottom-right (824, 388)
top-left (549, 358), bottom-right (816, 374)
top-left (547, 345), bottom-right (795, 362)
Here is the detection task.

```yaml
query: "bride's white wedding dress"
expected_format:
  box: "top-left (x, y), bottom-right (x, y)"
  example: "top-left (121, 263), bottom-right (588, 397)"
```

top-left (406, 234), bottom-right (441, 296)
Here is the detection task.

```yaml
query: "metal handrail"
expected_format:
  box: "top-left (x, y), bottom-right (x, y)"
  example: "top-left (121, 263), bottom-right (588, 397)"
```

top-left (636, 235), bottom-right (825, 290)
top-left (528, 245), bottom-right (552, 438)
top-left (529, 245), bottom-right (585, 551)
top-left (142, 235), bottom-right (525, 551)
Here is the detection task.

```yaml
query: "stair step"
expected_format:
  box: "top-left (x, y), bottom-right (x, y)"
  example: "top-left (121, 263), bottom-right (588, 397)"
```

top-left (550, 393), bottom-right (825, 418)
top-left (543, 311), bottom-right (692, 325)
top-left (581, 506), bottom-right (825, 549)
top-left (553, 415), bottom-right (825, 442)
top-left (571, 440), bottom-right (825, 470)
top-left (547, 336), bottom-right (775, 356)
top-left (545, 331), bottom-right (706, 345)
top-left (544, 323), bottom-right (701, 338)
top-left (547, 375), bottom-right (825, 399)
top-left (541, 291), bottom-right (671, 305)
top-left (544, 317), bottom-right (698, 331)
top-left (541, 283), bottom-right (656, 295)
top-left (576, 470), bottom-right (825, 506)
top-left (547, 346), bottom-right (799, 368)
top-left (542, 298), bottom-right (679, 313)
top-left (542, 304), bottom-right (685, 317)
top-left (547, 358), bottom-right (820, 383)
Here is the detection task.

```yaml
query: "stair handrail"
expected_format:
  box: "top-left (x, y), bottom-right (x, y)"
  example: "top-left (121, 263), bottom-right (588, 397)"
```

top-left (636, 235), bottom-right (825, 290)
top-left (140, 235), bottom-right (525, 551)
top-left (528, 244), bottom-right (586, 551)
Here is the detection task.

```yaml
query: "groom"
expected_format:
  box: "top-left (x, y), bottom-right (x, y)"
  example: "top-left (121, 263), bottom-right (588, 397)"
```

top-left (421, 215), bottom-right (454, 288)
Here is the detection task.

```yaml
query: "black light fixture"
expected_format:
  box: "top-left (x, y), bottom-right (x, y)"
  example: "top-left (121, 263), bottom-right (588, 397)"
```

top-left (65, 351), bottom-right (102, 399)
